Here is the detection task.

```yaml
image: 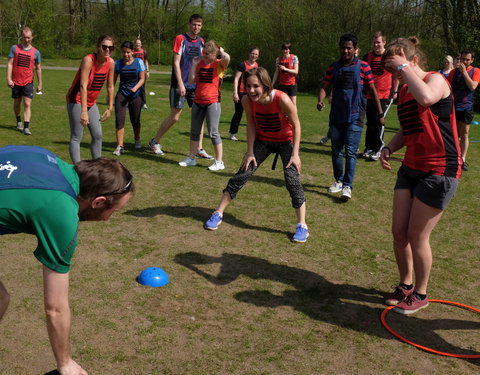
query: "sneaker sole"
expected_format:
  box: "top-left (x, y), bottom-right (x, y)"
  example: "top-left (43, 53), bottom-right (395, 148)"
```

top-left (328, 188), bottom-right (342, 193)
top-left (204, 220), bottom-right (222, 230)
top-left (393, 301), bottom-right (429, 315)
top-left (291, 233), bottom-right (309, 243)
top-left (385, 298), bottom-right (403, 306)
top-left (341, 194), bottom-right (351, 200)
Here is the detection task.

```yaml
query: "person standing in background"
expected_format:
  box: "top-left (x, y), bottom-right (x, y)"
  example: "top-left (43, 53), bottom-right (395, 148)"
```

top-left (6, 26), bottom-right (42, 136)
top-left (133, 38), bottom-right (150, 109)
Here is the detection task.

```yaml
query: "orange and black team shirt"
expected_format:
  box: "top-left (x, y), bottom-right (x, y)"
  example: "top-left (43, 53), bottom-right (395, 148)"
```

top-left (10, 44), bottom-right (40, 86)
top-left (194, 59), bottom-right (226, 105)
top-left (276, 54), bottom-right (298, 86)
top-left (398, 72), bottom-right (462, 178)
top-left (133, 48), bottom-right (148, 62)
top-left (363, 51), bottom-right (395, 99)
top-left (237, 60), bottom-right (259, 93)
top-left (249, 89), bottom-right (293, 143)
top-left (66, 53), bottom-right (111, 107)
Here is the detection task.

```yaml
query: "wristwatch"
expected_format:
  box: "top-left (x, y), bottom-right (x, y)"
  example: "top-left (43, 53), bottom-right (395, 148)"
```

top-left (397, 63), bottom-right (409, 71)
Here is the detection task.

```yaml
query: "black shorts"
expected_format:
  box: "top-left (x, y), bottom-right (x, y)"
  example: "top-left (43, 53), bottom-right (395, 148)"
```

top-left (169, 87), bottom-right (195, 109)
top-left (394, 165), bottom-right (458, 210)
top-left (455, 110), bottom-right (474, 124)
top-left (278, 84), bottom-right (297, 97)
top-left (12, 83), bottom-right (34, 99)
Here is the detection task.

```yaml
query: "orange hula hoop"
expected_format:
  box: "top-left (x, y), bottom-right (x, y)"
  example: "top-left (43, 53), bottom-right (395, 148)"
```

top-left (380, 299), bottom-right (480, 358)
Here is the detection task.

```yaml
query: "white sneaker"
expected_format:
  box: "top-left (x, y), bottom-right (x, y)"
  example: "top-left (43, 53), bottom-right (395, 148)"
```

top-left (363, 149), bottom-right (373, 158)
top-left (341, 186), bottom-right (352, 200)
top-left (208, 160), bottom-right (225, 171)
top-left (196, 148), bottom-right (214, 160)
top-left (112, 145), bottom-right (124, 156)
top-left (149, 138), bottom-right (164, 155)
top-left (23, 128), bottom-right (31, 135)
top-left (229, 133), bottom-right (238, 141)
top-left (16, 121), bottom-right (23, 131)
top-left (328, 181), bottom-right (343, 193)
top-left (134, 139), bottom-right (142, 149)
top-left (369, 151), bottom-right (381, 161)
top-left (179, 157), bottom-right (196, 167)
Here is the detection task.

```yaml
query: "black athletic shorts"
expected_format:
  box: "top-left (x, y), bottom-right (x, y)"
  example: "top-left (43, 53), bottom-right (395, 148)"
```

top-left (455, 110), bottom-right (474, 125)
top-left (278, 84), bottom-right (297, 97)
top-left (12, 83), bottom-right (34, 99)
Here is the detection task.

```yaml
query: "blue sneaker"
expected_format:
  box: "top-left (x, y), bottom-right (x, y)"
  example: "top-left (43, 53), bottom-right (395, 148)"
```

top-left (292, 224), bottom-right (309, 243)
top-left (204, 211), bottom-right (223, 230)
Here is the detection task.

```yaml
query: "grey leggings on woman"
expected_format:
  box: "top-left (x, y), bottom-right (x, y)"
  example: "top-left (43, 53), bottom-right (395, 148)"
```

top-left (67, 103), bottom-right (102, 163)
top-left (190, 102), bottom-right (222, 145)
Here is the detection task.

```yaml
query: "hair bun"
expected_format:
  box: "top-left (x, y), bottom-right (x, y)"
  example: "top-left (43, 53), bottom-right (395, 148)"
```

top-left (408, 36), bottom-right (420, 46)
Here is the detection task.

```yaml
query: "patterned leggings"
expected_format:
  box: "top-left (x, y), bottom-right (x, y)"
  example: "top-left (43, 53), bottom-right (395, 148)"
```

top-left (224, 140), bottom-right (305, 208)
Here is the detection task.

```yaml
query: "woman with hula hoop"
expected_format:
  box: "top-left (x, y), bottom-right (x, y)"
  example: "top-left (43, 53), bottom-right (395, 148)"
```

top-left (380, 37), bottom-right (462, 315)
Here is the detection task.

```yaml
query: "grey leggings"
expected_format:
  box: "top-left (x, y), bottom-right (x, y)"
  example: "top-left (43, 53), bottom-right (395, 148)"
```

top-left (190, 102), bottom-right (222, 145)
top-left (67, 103), bottom-right (102, 163)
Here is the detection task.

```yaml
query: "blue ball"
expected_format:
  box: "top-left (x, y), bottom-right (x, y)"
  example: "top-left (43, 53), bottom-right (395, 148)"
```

top-left (472, 121), bottom-right (479, 125)
top-left (137, 267), bottom-right (169, 287)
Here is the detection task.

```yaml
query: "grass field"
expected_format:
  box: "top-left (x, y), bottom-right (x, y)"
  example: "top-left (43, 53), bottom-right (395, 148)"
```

top-left (0, 66), bottom-right (479, 375)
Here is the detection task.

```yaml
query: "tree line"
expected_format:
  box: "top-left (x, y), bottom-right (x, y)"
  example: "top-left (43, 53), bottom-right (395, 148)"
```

top-left (0, 0), bottom-right (479, 94)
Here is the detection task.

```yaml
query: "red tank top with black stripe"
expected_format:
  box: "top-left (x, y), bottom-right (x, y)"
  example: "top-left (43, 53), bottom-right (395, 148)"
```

top-left (398, 72), bottom-right (462, 178)
top-left (250, 90), bottom-right (293, 142)
top-left (66, 54), bottom-right (111, 107)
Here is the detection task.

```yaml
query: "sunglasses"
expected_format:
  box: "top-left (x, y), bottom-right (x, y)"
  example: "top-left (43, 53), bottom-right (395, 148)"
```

top-left (101, 44), bottom-right (115, 51)
top-left (100, 179), bottom-right (133, 196)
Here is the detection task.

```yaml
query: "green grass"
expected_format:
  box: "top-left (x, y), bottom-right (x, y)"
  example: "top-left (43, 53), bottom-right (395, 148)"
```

top-left (0, 63), bottom-right (479, 374)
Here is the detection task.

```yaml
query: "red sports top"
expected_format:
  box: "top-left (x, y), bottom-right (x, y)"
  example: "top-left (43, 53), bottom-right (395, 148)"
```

top-left (194, 59), bottom-right (225, 105)
top-left (238, 60), bottom-right (259, 93)
top-left (12, 45), bottom-right (37, 86)
top-left (133, 48), bottom-right (146, 61)
top-left (66, 54), bottom-right (111, 107)
top-left (276, 54), bottom-right (297, 86)
top-left (249, 90), bottom-right (293, 142)
top-left (397, 72), bottom-right (462, 178)
top-left (364, 51), bottom-right (394, 99)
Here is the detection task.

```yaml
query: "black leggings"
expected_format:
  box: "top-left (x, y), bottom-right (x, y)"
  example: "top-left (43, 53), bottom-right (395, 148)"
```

top-left (115, 92), bottom-right (142, 130)
top-left (224, 140), bottom-right (306, 208)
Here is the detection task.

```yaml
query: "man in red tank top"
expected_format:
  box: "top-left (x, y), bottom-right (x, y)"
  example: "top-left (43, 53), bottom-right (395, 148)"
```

top-left (6, 27), bottom-right (42, 136)
top-left (133, 38), bottom-right (150, 109)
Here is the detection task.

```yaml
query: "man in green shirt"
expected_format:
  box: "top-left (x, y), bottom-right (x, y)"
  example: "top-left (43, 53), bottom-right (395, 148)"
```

top-left (0, 145), bottom-right (134, 375)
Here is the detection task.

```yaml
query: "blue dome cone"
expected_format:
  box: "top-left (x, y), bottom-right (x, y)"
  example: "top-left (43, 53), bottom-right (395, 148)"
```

top-left (137, 267), bottom-right (169, 287)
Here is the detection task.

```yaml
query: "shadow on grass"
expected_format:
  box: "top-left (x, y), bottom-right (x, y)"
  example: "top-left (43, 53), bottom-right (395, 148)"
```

top-left (125, 205), bottom-right (290, 235)
top-left (174, 251), bottom-right (480, 364)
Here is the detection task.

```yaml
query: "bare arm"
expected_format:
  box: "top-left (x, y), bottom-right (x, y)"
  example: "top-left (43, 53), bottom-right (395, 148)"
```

top-left (459, 63), bottom-right (479, 91)
top-left (35, 61), bottom-right (42, 92)
top-left (317, 82), bottom-right (331, 111)
top-left (131, 70), bottom-right (145, 93)
top-left (380, 131), bottom-right (404, 170)
top-left (79, 56), bottom-right (93, 126)
top-left (241, 95), bottom-right (257, 170)
top-left (188, 57), bottom-right (200, 85)
top-left (172, 53), bottom-right (185, 96)
top-left (279, 94), bottom-right (302, 172)
top-left (101, 58), bottom-right (115, 122)
top-left (43, 266), bottom-right (87, 375)
top-left (219, 47), bottom-right (230, 69)
top-left (6, 57), bottom-right (14, 88)
top-left (232, 70), bottom-right (243, 102)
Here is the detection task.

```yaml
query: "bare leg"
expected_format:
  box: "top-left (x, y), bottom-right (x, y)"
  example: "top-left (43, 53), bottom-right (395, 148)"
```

top-left (216, 191), bottom-right (233, 215)
top-left (199, 124), bottom-right (205, 151)
top-left (458, 121), bottom-right (470, 160)
top-left (407, 198), bottom-right (443, 294)
top-left (154, 107), bottom-right (183, 143)
top-left (116, 128), bottom-right (125, 146)
top-left (13, 97), bottom-right (22, 117)
top-left (0, 281), bottom-right (10, 322)
top-left (391, 189), bottom-right (414, 285)
top-left (23, 97), bottom-right (32, 122)
top-left (294, 202), bottom-right (306, 226)
top-left (212, 143), bottom-right (223, 162)
top-left (290, 95), bottom-right (297, 107)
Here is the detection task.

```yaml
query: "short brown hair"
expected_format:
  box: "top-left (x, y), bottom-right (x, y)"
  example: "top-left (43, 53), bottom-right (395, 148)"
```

top-left (242, 67), bottom-right (273, 96)
top-left (75, 157), bottom-right (134, 205)
top-left (96, 34), bottom-right (115, 48)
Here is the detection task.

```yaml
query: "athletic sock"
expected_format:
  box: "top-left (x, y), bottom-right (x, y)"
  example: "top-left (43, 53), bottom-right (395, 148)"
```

top-left (16, 116), bottom-right (21, 123)
top-left (413, 291), bottom-right (427, 300)
top-left (24, 121), bottom-right (30, 128)
top-left (399, 283), bottom-right (413, 290)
